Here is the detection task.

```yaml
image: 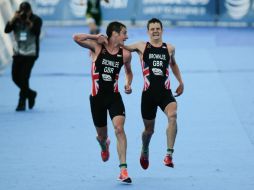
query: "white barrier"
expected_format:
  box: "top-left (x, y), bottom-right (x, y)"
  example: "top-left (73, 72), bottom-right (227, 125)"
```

top-left (0, 0), bottom-right (16, 73)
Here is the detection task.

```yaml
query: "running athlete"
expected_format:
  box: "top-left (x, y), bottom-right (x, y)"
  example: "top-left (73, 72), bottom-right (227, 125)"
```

top-left (73, 21), bottom-right (132, 183)
top-left (79, 0), bottom-right (109, 34)
top-left (123, 18), bottom-right (184, 169)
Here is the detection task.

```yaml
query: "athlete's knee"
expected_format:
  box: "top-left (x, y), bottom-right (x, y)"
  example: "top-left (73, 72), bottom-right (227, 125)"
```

top-left (114, 125), bottom-right (125, 135)
top-left (145, 130), bottom-right (154, 138)
top-left (168, 112), bottom-right (177, 123)
top-left (144, 125), bottom-right (154, 136)
top-left (143, 119), bottom-right (155, 134)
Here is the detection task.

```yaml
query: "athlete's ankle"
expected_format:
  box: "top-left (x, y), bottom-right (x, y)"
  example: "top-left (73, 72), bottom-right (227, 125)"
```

top-left (96, 136), bottom-right (108, 150)
top-left (119, 163), bottom-right (127, 170)
top-left (142, 146), bottom-right (149, 154)
top-left (167, 148), bottom-right (174, 156)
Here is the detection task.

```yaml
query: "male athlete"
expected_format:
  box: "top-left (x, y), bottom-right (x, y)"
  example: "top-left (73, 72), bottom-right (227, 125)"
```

top-left (79, 0), bottom-right (109, 34)
top-left (124, 18), bottom-right (184, 169)
top-left (73, 21), bottom-right (132, 183)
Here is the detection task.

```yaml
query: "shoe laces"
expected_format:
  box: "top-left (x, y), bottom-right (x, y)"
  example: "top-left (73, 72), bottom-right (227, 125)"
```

top-left (166, 154), bottom-right (172, 159)
top-left (120, 169), bottom-right (129, 178)
top-left (165, 154), bottom-right (173, 163)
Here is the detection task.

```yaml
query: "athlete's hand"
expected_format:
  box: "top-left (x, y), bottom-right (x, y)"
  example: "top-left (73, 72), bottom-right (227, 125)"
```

top-left (124, 85), bottom-right (132, 94)
top-left (97, 34), bottom-right (108, 45)
top-left (10, 11), bottom-right (20, 23)
top-left (174, 83), bottom-right (184, 97)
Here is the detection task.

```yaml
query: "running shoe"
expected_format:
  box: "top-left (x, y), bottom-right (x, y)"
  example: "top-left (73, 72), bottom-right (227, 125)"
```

top-left (140, 150), bottom-right (149, 169)
top-left (163, 154), bottom-right (174, 168)
top-left (101, 138), bottom-right (110, 162)
top-left (117, 168), bottom-right (132, 184)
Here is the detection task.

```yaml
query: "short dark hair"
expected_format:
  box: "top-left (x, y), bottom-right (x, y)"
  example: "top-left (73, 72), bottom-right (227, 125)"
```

top-left (19, 1), bottom-right (32, 12)
top-left (106, 21), bottom-right (126, 38)
top-left (147, 18), bottom-right (163, 30)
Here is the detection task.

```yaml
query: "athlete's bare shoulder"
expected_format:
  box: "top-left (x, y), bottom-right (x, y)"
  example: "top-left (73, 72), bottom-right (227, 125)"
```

top-left (166, 43), bottom-right (175, 56)
top-left (122, 48), bottom-right (131, 57)
top-left (122, 48), bottom-right (132, 64)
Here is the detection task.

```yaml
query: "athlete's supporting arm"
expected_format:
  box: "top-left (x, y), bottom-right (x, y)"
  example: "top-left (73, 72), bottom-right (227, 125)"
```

top-left (123, 49), bottom-right (133, 94)
top-left (123, 42), bottom-right (146, 63)
top-left (123, 42), bottom-right (146, 53)
top-left (168, 46), bottom-right (184, 97)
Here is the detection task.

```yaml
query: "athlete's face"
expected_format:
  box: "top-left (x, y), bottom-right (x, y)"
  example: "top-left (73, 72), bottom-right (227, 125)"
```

top-left (116, 27), bottom-right (128, 45)
top-left (147, 22), bottom-right (162, 40)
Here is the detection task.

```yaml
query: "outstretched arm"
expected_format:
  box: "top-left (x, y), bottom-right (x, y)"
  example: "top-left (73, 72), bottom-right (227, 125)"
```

top-left (123, 49), bottom-right (133, 94)
top-left (168, 46), bottom-right (184, 97)
top-left (123, 41), bottom-right (146, 55)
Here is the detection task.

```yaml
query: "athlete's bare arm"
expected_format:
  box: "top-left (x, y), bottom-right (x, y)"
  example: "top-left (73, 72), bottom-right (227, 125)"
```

top-left (73, 33), bottom-right (107, 61)
top-left (167, 44), bottom-right (184, 97)
top-left (123, 41), bottom-right (146, 58)
top-left (123, 49), bottom-right (133, 94)
top-left (73, 33), bottom-right (104, 52)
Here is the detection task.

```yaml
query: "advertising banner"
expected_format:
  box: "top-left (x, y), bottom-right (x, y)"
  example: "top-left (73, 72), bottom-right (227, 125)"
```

top-left (101, 0), bottom-right (137, 21)
top-left (218, 0), bottom-right (254, 26)
top-left (30, 0), bottom-right (216, 24)
top-left (28, 0), bottom-right (254, 27)
top-left (30, 0), bottom-right (86, 22)
top-left (30, 0), bottom-right (136, 24)
top-left (135, 0), bottom-right (216, 22)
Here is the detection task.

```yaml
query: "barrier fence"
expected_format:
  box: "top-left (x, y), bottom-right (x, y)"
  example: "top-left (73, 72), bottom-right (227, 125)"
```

top-left (0, 0), bottom-right (16, 72)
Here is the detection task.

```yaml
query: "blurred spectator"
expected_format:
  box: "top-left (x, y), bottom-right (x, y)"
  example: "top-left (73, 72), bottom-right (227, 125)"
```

top-left (4, 1), bottom-right (42, 111)
top-left (79, 0), bottom-right (109, 34)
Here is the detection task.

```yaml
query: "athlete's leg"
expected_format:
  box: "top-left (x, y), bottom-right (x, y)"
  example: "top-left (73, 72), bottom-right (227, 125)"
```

top-left (140, 90), bottom-right (157, 169)
top-left (164, 102), bottom-right (177, 153)
top-left (89, 95), bottom-right (109, 161)
top-left (96, 125), bottom-right (108, 144)
top-left (142, 119), bottom-right (155, 151)
top-left (112, 115), bottom-right (127, 164)
top-left (108, 93), bottom-right (128, 165)
top-left (95, 126), bottom-right (110, 162)
top-left (112, 115), bottom-right (131, 183)
top-left (163, 102), bottom-right (177, 167)
top-left (141, 90), bottom-right (157, 152)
